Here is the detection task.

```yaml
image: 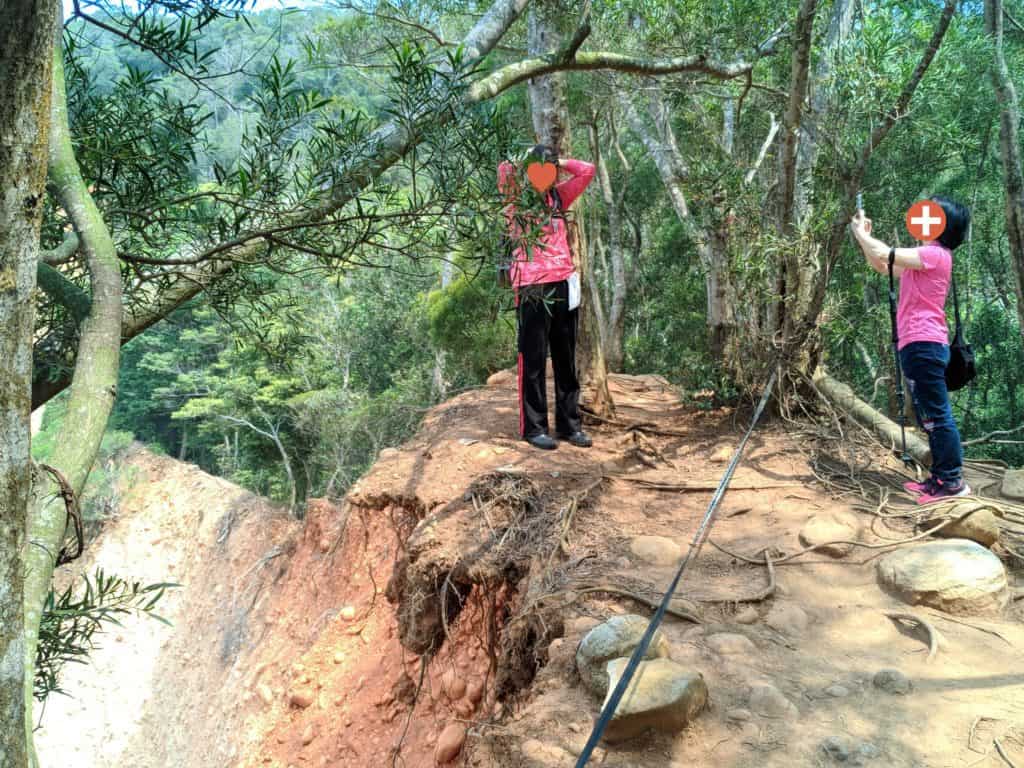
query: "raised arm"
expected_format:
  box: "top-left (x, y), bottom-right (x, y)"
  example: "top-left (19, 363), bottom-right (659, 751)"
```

top-left (555, 158), bottom-right (595, 208)
top-left (850, 210), bottom-right (923, 276)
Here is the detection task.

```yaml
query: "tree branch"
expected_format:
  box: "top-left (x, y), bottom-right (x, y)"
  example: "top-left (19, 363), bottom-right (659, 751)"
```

top-left (36, 262), bottom-right (89, 323)
top-left (39, 230), bottom-right (79, 265)
top-left (962, 424), bottom-right (1024, 447)
top-left (851, 0), bottom-right (958, 180)
top-left (469, 33), bottom-right (785, 102)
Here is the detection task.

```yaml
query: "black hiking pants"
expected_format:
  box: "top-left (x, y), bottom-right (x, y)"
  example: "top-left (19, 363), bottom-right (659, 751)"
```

top-left (516, 279), bottom-right (582, 438)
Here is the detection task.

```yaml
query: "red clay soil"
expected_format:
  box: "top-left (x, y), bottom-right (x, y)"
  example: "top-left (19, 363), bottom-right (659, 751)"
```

top-left (38, 370), bottom-right (1024, 768)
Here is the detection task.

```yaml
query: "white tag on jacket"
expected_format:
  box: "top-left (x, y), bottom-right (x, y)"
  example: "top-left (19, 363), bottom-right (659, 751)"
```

top-left (567, 272), bottom-right (581, 311)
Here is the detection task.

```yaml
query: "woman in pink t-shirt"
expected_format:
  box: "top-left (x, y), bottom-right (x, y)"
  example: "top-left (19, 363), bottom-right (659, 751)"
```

top-left (850, 196), bottom-right (971, 503)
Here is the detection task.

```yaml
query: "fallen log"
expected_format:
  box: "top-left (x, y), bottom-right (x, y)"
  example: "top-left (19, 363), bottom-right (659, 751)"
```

top-left (813, 369), bottom-right (932, 467)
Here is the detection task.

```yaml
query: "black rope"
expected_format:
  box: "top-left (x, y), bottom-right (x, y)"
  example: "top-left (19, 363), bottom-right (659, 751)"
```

top-left (573, 369), bottom-right (778, 766)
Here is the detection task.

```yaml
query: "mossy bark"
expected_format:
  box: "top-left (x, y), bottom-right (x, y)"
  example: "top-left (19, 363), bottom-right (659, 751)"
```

top-left (0, 1), bottom-right (59, 765)
top-left (22, 44), bottom-right (122, 765)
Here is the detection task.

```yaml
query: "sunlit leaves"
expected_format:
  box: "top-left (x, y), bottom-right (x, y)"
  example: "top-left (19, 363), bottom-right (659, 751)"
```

top-left (36, 569), bottom-right (177, 701)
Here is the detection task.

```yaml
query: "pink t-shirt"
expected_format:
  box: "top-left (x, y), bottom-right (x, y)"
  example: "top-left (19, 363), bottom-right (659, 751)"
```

top-left (897, 242), bottom-right (951, 350)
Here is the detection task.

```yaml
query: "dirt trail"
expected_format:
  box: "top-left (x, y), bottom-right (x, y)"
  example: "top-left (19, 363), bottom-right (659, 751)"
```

top-left (36, 372), bottom-right (1024, 768)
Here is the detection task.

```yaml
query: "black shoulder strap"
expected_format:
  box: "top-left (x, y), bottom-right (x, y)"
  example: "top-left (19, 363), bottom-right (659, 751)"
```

top-left (950, 265), bottom-right (963, 333)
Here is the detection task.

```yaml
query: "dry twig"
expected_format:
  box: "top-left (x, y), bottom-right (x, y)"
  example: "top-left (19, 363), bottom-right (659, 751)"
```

top-left (883, 611), bottom-right (942, 662)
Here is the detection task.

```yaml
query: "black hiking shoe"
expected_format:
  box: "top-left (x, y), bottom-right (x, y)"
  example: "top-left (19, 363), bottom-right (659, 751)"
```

top-left (524, 433), bottom-right (558, 450)
top-left (557, 430), bottom-right (593, 448)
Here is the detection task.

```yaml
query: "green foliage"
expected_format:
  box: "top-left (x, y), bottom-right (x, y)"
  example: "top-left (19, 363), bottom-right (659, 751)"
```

top-left (36, 569), bottom-right (177, 702)
top-left (426, 272), bottom-right (515, 380)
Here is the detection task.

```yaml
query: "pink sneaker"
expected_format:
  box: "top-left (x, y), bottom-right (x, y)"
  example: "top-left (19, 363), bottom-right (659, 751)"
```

top-left (903, 478), bottom-right (931, 495)
top-left (916, 478), bottom-right (971, 505)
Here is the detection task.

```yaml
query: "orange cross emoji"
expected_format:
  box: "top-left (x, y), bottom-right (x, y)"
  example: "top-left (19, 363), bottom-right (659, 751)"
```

top-left (905, 200), bottom-right (946, 242)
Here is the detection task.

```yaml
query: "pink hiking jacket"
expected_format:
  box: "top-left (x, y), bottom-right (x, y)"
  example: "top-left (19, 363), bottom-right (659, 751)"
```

top-left (497, 158), bottom-right (595, 287)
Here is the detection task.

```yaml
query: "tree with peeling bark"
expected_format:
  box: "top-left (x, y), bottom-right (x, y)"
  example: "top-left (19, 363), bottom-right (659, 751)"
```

top-left (0, 2), bottom-right (60, 764)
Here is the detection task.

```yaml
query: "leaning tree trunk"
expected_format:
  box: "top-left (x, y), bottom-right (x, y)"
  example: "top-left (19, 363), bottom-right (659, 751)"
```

top-left (526, 0), bottom-right (615, 417)
top-left (0, 2), bottom-right (59, 764)
top-left (22, 42), bottom-right (123, 764)
top-left (985, 0), bottom-right (1024, 344)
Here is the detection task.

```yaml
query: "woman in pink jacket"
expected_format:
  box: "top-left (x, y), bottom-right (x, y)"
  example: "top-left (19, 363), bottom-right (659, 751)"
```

top-left (498, 145), bottom-right (595, 450)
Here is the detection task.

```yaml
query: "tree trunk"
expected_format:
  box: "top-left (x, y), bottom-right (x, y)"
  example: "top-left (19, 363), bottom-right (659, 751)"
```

top-left (587, 119), bottom-right (629, 371)
top-left (0, 1), bottom-right (58, 763)
top-left (23, 42), bottom-right (123, 763)
top-left (527, 0), bottom-right (615, 417)
top-left (621, 88), bottom-right (738, 360)
top-left (794, 0), bottom-right (855, 223)
top-left (814, 369), bottom-right (932, 466)
top-left (985, 0), bottom-right (1024, 344)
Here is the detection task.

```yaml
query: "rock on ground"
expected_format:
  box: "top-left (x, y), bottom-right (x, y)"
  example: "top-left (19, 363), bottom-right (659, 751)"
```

top-left (1002, 468), bottom-right (1024, 500)
top-left (765, 603), bottom-right (809, 637)
top-left (822, 735), bottom-right (882, 765)
top-left (629, 535), bottom-right (681, 566)
top-left (930, 509), bottom-right (1000, 548)
top-left (486, 369), bottom-right (515, 387)
top-left (734, 606), bottom-right (759, 624)
top-left (601, 658), bottom-right (708, 743)
top-left (798, 510), bottom-right (863, 557)
top-left (875, 539), bottom-right (1008, 614)
top-left (872, 669), bottom-right (912, 695)
top-left (705, 632), bottom-right (758, 657)
top-left (576, 615), bottom-right (669, 697)
top-left (710, 444), bottom-right (733, 462)
top-left (521, 739), bottom-right (575, 764)
top-left (434, 724), bottom-right (467, 764)
top-left (747, 683), bottom-right (799, 719)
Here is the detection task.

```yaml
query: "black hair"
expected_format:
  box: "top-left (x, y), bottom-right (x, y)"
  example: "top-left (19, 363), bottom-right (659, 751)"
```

top-left (527, 143), bottom-right (563, 213)
top-left (529, 143), bottom-right (558, 165)
top-left (931, 195), bottom-right (970, 250)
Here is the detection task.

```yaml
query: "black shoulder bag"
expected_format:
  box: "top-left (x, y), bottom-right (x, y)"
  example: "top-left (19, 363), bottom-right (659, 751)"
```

top-left (945, 268), bottom-right (976, 391)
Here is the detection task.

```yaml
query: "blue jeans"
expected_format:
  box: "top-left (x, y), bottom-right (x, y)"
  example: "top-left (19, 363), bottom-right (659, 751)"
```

top-left (899, 342), bottom-right (963, 482)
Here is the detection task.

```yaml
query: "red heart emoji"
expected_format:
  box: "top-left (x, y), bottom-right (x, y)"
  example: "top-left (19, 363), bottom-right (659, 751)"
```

top-left (527, 162), bottom-right (557, 193)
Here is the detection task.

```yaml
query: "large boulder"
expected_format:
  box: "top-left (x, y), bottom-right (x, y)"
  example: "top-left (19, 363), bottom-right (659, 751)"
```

top-left (798, 510), bottom-right (863, 557)
top-left (1001, 469), bottom-right (1024, 501)
top-left (929, 509), bottom-right (1000, 548)
top-left (601, 658), bottom-right (707, 742)
top-left (576, 615), bottom-right (669, 696)
top-left (876, 540), bottom-right (1008, 614)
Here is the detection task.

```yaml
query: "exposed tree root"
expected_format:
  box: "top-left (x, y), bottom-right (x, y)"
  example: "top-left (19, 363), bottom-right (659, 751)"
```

top-left (708, 511), bottom-right (975, 565)
top-left (924, 610), bottom-right (1016, 649)
top-left (883, 611), bottom-right (942, 662)
top-left (611, 476), bottom-right (805, 492)
top-left (572, 585), bottom-right (702, 623)
top-left (995, 739), bottom-right (1019, 768)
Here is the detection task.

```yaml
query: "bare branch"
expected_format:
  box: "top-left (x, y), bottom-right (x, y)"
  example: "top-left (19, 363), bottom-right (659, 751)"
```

top-left (469, 34), bottom-right (785, 102)
top-left (39, 230), bottom-right (79, 265)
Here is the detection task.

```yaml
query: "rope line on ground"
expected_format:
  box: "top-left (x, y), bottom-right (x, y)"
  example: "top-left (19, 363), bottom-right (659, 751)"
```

top-left (573, 369), bottom-right (778, 767)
